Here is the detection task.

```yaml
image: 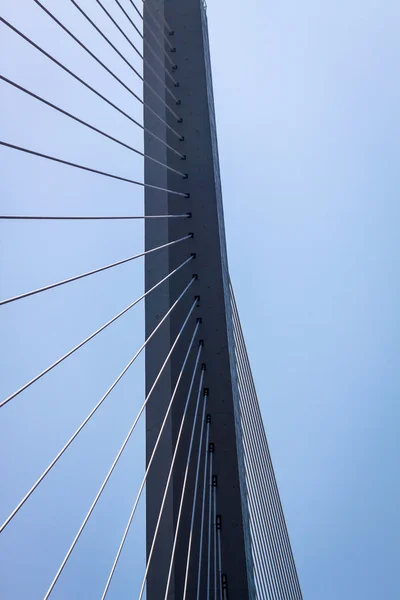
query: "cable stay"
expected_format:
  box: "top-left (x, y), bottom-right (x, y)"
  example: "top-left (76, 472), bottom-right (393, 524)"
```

top-left (68, 0), bottom-right (181, 112)
top-left (213, 475), bottom-right (218, 598)
top-left (207, 443), bottom-right (214, 600)
top-left (0, 75), bottom-right (186, 177)
top-left (40, 297), bottom-right (199, 600)
top-left (0, 17), bottom-right (185, 144)
top-left (113, 0), bottom-right (143, 39)
top-left (182, 403), bottom-right (209, 600)
top-left (110, 0), bottom-right (177, 71)
top-left (25, 1), bottom-right (183, 122)
top-left (101, 319), bottom-right (202, 599)
top-left (127, 0), bottom-right (144, 22)
top-left (137, 337), bottom-right (204, 600)
top-left (0, 282), bottom-right (197, 535)
top-left (0, 257), bottom-right (194, 409)
top-left (0, 142), bottom-right (189, 197)
top-left (232, 322), bottom-right (292, 598)
top-left (0, 235), bottom-right (192, 306)
top-left (142, 3), bottom-right (175, 52)
top-left (163, 369), bottom-right (206, 599)
top-left (94, 0), bottom-right (178, 87)
top-left (144, 22), bottom-right (177, 68)
top-left (195, 416), bottom-right (211, 600)
top-left (216, 513), bottom-right (223, 600)
top-left (0, 214), bottom-right (190, 220)
top-left (143, 0), bottom-right (174, 36)
top-left (231, 285), bottom-right (302, 597)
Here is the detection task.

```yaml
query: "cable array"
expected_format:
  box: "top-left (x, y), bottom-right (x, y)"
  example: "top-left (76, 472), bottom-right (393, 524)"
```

top-left (230, 282), bottom-right (303, 599)
top-left (0, 1), bottom-right (302, 598)
top-left (1, 0), bottom-right (198, 594)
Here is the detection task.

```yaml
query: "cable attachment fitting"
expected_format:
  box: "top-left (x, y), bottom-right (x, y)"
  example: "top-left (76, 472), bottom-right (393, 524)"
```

top-left (174, 82), bottom-right (180, 88)
top-left (172, 65), bottom-right (178, 71)
top-left (195, 294), bottom-right (200, 305)
top-left (209, 442), bottom-right (214, 454)
top-left (171, 47), bottom-right (177, 53)
top-left (188, 232), bottom-right (194, 238)
top-left (197, 317), bottom-right (202, 324)
top-left (183, 173), bottom-right (188, 180)
top-left (216, 515), bottom-right (222, 531)
top-left (191, 253), bottom-right (196, 260)
top-left (204, 388), bottom-right (209, 397)
top-left (176, 100), bottom-right (182, 106)
top-left (181, 154), bottom-right (187, 160)
top-left (212, 474), bottom-right (218, 487)
top-left (201, 363), bottom-right (206, 372)
top-left (169, 30), bottom-right (175, 36)
top-left (222, 574), bottom-right (228, 594)
top-left (206, 413), bottom-right (211, 424)
top-left (199, 340), bottom-right (204, 347)
top-left (185, 192), bottom-right (190, 199)
top-left (177, 117), bottom-right (183, 123)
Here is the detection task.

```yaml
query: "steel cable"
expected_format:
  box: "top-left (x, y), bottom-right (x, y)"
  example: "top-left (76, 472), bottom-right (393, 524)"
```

top-left (195, 417), bottom-right (211, 600)
top-left (0, 76), bottom-right (186, 177)
top-left (233, 321), bottom-right (295, 599)
top-left (0, 257), bottom-right (194, 409)
top-left (0, 17), bottom-right (184, 144)
top-left (94, 0), bottom-right (178, 87)
top-left (0, 214), bottom-right (190, 220)
top-left (41, 299), bottom-right (199, 600)
top-left (230, 284), bottom-right (302, 598)
top-left (182, 401), bottom-right (209, 600)
top-left (137, 338), bottom-right (203, 600)
top-left (100, 319), bottom-right (202, 600)
top-left (207, 444), bottom-right (213, 600)
top-left (111, 0), bottom-right (177, 71)
top-left (0, 142), bottom-right (189, 198)
top-left (68, 0), bottom-right (181, 112)
top-left (0, 283), bottom-right (197, 535)
top-left (0, 234), bottom-right (192, 306)
top-left (163, 368), bottom-right (206, 599)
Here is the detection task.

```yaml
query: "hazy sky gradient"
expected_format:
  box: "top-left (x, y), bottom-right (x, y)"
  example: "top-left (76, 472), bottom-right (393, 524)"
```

top-left (207, 1), bottom-right (400, 598)
top-left (1, 0), bottom-right (400, 598)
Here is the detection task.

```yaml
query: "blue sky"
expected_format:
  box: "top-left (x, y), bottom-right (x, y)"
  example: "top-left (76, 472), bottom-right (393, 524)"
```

top-left (207, 0), bottom-right (400, 598)
top-left (1, 0), bottom-right (400, 599)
